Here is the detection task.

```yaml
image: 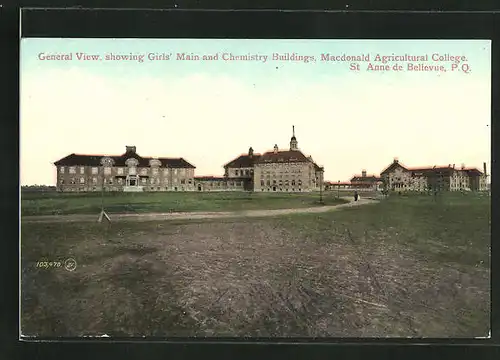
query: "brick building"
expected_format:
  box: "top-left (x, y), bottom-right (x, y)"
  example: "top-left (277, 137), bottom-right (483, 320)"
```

top-left (53, 127), bottom-right (324, 193)
top-left (54, 146), bottom-right (196, 192)
top-left (380, 158), bottom-right (489, 192)
top-left (224, 126), bottom-right (324, 192)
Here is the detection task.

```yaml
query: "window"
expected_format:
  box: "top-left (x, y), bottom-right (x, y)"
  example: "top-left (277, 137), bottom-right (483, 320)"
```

top-left (235, 170), bottom-right (239, 176)
top-left (80, 177), bottom-right (85, 184)
top-left (261, 180), bottom-right (265, 186)
top-left (142, 178), bottom-right (147, 184)
top-left (117, 168), bottom-right (124, 175)
top-left (69, 167), bottom-right (76, 174)
top-left (92, 167), bottom-right (98, 175)
top-left (60, 167), bottom-right (65, 174)
top-left (104, 167), bottom-right (111, 175)
top-left (181, 179), bottom-right (186, 184)
top-left (59, 178), bottom-right (65, 184)
top-left (70, 178), bottom-right (76, 184)
top-left (118, 178), bottom-right (123, 185)
top-left (80, 167), bottom-right (85, 174)
top-left (174, 169), bottom-right (177, 175)
top-left (108, 178), bottom-right (113, 185)
top-left (92, 177), bottom-right (97, 184)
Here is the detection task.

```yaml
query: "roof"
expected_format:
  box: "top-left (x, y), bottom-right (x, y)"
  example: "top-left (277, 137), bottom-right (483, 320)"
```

top-left (194, 176), bottom-right (249, 181)
top-left (463, 168), bottom-right (483, 175)
top-left (381, 160), bottom-right (484, 176)
top-left (194, 176), bottom-right (226, 181)
top-left (54, 151), bottom-right (196, 168)
top-left (313, 163), bottom-right (323, 171)
top-left (256, 149), bottom-right (311, 164)
top-left (224, 154), bottom-right (261, 168)
top-left (351, 175), bottom-right (380, 182)
top-left (380, 160), bottom-right (408, 175)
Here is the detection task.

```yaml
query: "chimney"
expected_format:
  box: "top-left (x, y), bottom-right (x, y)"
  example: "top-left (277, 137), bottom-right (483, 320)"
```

top-left (483, 162), bottom-right (487, 175)
top-left (362, 170), bottom-right (367, 177)
top-left (461, 163), bottom-right (465, 170)
top-left (453, 164), bottom-right (455, 169)
top-left (394, 157), bottom-right (399, 163)
top-left (248, 147), bottom-right (254, 157)
top-left (273, 144), bottom-right (278, 154)
top-left (126, 145), bottom-right (136, 154)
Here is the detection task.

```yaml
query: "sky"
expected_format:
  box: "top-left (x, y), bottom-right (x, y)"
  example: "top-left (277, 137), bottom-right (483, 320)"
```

top-left (20, 39), bottom-right (491, 185)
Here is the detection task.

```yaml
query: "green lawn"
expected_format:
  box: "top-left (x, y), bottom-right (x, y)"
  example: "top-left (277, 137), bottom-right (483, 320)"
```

top-left (20, 192), bottom-right (490, 337)
top-left (21, 191), bottom-right (350, 216)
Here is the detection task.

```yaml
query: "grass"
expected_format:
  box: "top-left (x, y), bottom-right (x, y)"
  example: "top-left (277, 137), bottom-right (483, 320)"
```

top-left (20, 192), bottom-right (490, 337)
top-left (21, 190), bottom-right (351, 216)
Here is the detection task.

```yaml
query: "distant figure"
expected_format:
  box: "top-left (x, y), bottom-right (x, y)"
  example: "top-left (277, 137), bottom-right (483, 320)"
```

top-left (354, 191), bottom-right (359, 202)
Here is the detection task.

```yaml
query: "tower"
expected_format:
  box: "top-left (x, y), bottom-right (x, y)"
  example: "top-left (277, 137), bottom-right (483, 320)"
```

top-left (290, 125), bottom-right (298, 151)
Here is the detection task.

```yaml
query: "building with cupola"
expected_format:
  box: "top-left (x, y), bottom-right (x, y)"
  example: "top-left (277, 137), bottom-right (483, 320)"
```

top-left (53, 127), bottom-right (324, 193)
top-left (222, 126), bottom-right (324, 192)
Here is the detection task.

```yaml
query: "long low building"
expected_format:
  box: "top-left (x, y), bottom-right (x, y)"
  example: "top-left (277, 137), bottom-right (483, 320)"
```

top-left (193, 176), bottom-right (248, 192)
top-left (325, 170), bottom-right (383, 191)
top-left (380, 158), bottom-right (489, 192)
top-left (54, 146), bottom-right (196, 192)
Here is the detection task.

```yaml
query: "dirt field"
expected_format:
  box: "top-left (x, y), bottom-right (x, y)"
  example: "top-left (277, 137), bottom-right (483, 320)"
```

top-left (20, 193), bottom-right (490, 338)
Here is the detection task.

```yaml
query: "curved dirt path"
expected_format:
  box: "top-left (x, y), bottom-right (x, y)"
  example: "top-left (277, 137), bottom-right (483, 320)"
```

top-left (21, 196), bottom-right (379, 224)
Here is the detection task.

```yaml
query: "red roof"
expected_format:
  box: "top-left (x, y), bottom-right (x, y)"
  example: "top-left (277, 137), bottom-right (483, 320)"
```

top-left (381, 159), bottom-right (484, 176)
top-left (257, 149), bottom-right (311, 164)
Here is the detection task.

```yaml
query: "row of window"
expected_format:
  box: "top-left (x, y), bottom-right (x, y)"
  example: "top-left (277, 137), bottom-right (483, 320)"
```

top-left (59, 166), bottom-right (190, 176)
top-left (260, 179), bottom-right (303, 186)
top-left (200, 181), bottom-right (243, 187)
top-left (260, 168), bottom-right (312, 175)
top-left (261, 188), bottom-right (302, 192)
top-left (234, 169), bottom-right (253, 176)
top-left (60, 186), bottom-right (186, 192)
top-left (60, 177), bottom-right (194, 185)
top-left (260, 174), bottom-right (306, 179)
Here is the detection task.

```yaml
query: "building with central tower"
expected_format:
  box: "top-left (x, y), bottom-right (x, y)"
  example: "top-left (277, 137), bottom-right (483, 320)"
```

top-left (223, 126), bottom-right (324, 192)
